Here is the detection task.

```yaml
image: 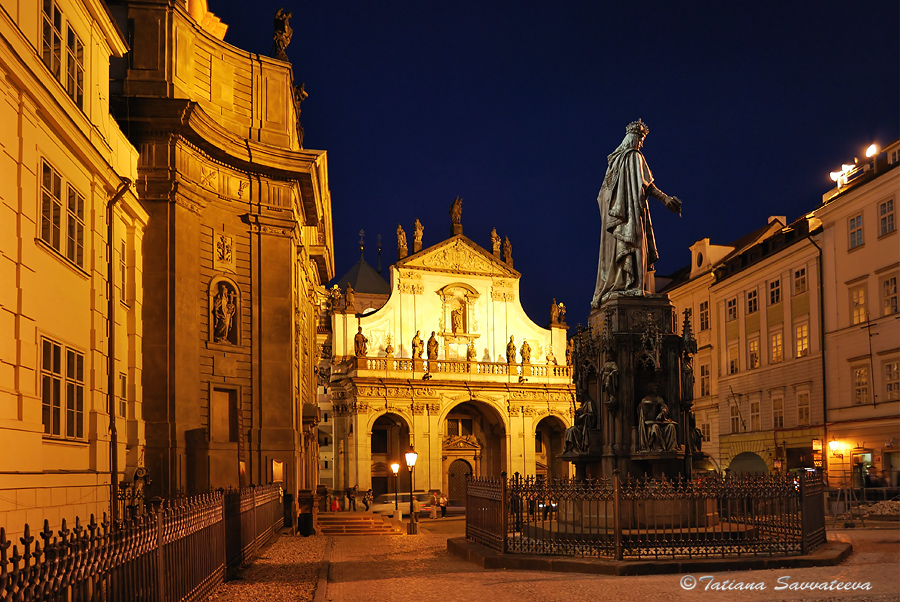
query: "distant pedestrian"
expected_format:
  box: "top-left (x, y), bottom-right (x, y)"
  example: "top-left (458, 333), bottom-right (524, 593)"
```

top-left (439, 494), bottom-right (448, 518)
top-left (429, 491), bottom-right (439, 519)
top-left (347, 486), bottom-right (358, 511)
top-left (330, 497), bottom-right (341, 512)
top-left (412, 496), bottom-right (421, 522)
top-left (363, 488), bottom-right (373, 510)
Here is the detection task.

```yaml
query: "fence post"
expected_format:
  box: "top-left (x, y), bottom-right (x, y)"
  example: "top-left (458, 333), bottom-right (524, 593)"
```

top-left (799, 472), bottom-right (808, 555)
top-left (155, 508), bottom-right (166, 602)
top-left (500, 471), bottom-right (508, 554)
top-left (613, 469), bottom-right (622, 561)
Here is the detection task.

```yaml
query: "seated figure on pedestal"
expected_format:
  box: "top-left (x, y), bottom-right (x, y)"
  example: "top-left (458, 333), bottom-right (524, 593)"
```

top-left (637, 382), bottom-right (678, 452)
top-left (564, 395), bottom-right (595, 454)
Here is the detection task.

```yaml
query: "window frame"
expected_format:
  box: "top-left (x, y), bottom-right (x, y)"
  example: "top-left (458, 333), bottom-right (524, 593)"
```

top-left (726, 298), bottom-right (737, 322)
top-left (797, 391), bottom-right (810, 425)
top-left (772, 396), bottom-right (784, 428)
top-left (749, 400), bottom-right (760, 431)
top-left (41, 0), bottom-right (85, 110)
top-left (852, 364), bottom-right (869, 405)
top-left (730, 404), bottom-right (741, 434)
top-left (848, 213), bottom-right (864, 249)
top-left (879, 198), bottom-right (895, 237)
top-left (699, 363), bottom-right (710, 397)
top-left (770, 330), bottom-right (783, 364)
top-left (41, 336), bottom-right (85, 440)
top-left (699, 301), bottom-right (710, 331)
top-left (748, 338), bottom-right (760, 370)
top-left (881, 274), bottom-right (898, 316)
top-left (883, 359), bottom-right (899, 402)
top-left (850, 283), bottom-right (867, 325)
top-left (727, 345), bottom-right (739, 375)
top-left (769, 279), bottom-right (782, 305)
top-left (39, 158), bottom-right (85, 269)
top-left (795, 322), bottom-right (809, 358)
top-left (747, 289), bottom-right (758, 314)
top-left (794, 267), bottom-right (807, 295)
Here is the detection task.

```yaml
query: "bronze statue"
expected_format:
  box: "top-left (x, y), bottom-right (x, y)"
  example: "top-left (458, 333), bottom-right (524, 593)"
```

top-left (592, 119), bottom-right (683, 307)
top-left (272, 8), bottom-right (293, 62)
top-left (564, 395), bottom-right (595, 454)
top-left (558, 302), bottom-right (566, 324)
top-left (637, 383), bottom-right (677, 452)
top-left (427, 331), bottom-right (439, 360)
top-left (411, 330), bottom-right (424, 359)
top-left (354, 326), bottom-right (368, 357)
top-left (601, 358), bottom-right (619, 405)
top-left (506, 336), bottom-right (516, 364)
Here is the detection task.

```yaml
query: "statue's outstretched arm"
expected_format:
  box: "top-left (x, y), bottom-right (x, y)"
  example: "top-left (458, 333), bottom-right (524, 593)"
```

top-left (648, 183), bottom-right (683, 216)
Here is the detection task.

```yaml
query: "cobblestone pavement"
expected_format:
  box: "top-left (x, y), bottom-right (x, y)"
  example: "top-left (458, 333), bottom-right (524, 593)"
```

top-left (323, 523), bottom-right (900, 602)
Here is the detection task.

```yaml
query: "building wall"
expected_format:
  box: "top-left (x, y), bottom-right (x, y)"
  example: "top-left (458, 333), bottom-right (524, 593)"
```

top-left (816, 157), bottom-right (900, 485)
top-left (0, 0), bottom-right (147, 538)
top-left (109, 1), bottom-right (333, 504)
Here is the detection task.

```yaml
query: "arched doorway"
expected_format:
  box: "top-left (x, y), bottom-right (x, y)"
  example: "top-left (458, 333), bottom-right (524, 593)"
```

top-left (447, 459), bottom-right (472, 506)
top-left (441, 401), bottom-right (507, 484)
top-left (535, 416), bottom-right (566, 479)
top-left (370, 413), bottom-right (410, 498)
top-left (728, 452), bottom-right (768, 475)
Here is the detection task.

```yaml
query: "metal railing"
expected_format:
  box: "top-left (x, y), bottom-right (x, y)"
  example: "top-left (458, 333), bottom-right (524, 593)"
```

top-left (466, 472), bottom-right (826, 560)
top-left (0, 484), bottom-right (283, 602)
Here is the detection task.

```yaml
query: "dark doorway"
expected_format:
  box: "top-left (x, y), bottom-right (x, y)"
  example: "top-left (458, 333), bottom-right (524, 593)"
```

top-left (448, 459), bottom-right (472, 506)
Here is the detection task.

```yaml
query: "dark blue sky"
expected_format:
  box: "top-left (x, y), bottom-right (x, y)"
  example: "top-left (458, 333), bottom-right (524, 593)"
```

top-left (211, 1), bottom-right (899, 327)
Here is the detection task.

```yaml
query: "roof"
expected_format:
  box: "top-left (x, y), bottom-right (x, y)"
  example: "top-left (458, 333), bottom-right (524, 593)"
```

top-left (332, 255), bottom-right (390, 294)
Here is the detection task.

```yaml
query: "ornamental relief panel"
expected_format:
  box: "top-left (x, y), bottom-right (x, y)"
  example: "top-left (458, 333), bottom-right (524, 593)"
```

top-left (417, 240), bottom-right (498, 274)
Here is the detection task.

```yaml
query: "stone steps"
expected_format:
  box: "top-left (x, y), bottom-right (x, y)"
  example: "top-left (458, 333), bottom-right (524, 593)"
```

top-left (316, 512), bottom-right (403, 536)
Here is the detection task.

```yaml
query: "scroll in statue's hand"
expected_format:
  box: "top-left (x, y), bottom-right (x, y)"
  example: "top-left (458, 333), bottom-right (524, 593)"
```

top-left (666, 196), bottom-right (683, 216)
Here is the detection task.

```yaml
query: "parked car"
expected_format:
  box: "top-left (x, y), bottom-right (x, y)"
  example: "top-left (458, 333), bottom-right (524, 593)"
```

top-left (370, 492), bottom-right (432, 517)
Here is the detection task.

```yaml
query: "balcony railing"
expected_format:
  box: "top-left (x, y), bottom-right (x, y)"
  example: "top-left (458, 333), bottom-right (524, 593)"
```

top-left (352, 356), bottom-right (573, 382)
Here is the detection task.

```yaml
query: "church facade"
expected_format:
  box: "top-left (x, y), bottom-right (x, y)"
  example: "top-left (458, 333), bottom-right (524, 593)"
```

top-left (321, 224), bottom-right (574, 502)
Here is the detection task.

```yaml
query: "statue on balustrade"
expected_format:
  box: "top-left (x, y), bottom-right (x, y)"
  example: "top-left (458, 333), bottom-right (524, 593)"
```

top-left (467, 340), bottom-right (477, 362)
top-left (520, 340), bottom-right (531, 365)
top-left (411, 330), bottom-right (424, 359)
top-left (354, 327), bottom-right (368, 358)
top-left (506, 336), bottom-right (516, 364)
top-left (427, 332), bottom-right (439, 360)
top-left (591, 119), bottom-right (683, 308)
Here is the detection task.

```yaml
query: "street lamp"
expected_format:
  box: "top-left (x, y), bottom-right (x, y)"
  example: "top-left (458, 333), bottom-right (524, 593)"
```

top-left (390, 462), bottom-right (400, 511)
top-left (405, 447), bottom-right (418, 534)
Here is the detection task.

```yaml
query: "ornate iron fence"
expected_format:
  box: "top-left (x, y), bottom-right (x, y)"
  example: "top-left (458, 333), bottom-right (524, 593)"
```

top-left (466, 472), bottom-right (826, 560)
top-left (0, 484), bottom-right (283, 602)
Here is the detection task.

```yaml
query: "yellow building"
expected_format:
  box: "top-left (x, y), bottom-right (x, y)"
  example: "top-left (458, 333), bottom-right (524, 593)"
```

top-left (108, 0), bottom-right (333, 507)
top-left (321, 216), bottom-right (574, 503)
top-left (816, 140), bottom-right (900, 486)
top-left (0, 0), bottom-right (148, 535)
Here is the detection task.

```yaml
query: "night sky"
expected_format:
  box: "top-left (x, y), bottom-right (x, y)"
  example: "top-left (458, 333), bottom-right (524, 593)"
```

top-left (210, 1), bottom-right (899, 328)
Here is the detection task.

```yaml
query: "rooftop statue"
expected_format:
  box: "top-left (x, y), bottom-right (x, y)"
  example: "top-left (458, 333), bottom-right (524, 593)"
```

top-left (450, 197), bottom-right (462, 225)
top-left (272, 8), bottom-right (293, 62)
top-left (591, 119), bottom-right (683, 308)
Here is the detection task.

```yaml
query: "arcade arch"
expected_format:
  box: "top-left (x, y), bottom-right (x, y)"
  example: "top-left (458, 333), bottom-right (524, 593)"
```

top-left (369, 412), bottom-right (410, 498)
top-left (535, 415), bottom-right (566, 479)
top-left (440, 400), bottom-right (507, 492)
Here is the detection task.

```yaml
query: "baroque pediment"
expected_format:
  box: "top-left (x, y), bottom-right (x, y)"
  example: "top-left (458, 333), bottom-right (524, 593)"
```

top-left (442, 434), bottom-right (482, 450)
top-left (398, 236), bottom-right (518, 278)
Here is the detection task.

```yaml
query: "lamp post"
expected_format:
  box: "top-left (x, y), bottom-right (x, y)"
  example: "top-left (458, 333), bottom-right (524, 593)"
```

top-left (405, 447), bottom-right (418, 535)
top-left (390, 461), bottom-right (400, 509)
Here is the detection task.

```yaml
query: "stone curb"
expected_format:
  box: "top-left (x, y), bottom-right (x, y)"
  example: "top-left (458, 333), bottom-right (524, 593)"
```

top-left (446, 537), bottom-right (853, 576)
top-left (313, 536), bottom-right (332, 602)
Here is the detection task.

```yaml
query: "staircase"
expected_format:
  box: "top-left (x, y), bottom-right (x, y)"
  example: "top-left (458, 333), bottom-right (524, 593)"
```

top-left (316, 512), bottom-right (404, 536)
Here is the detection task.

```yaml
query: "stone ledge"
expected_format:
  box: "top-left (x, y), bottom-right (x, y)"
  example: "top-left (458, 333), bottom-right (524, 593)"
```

top-left (446, 537), bottom-right (852, 576)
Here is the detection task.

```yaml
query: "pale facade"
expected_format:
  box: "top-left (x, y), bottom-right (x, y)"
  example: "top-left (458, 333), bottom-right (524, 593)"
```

top-left (816, 141), bottom-right (900, 486)
top-left (710, 217), bottom-right (825, 474)
top-left (323, 230), bottom-right (573, 503)
top-left (0, 0), bottom-right (148, 536)
top-left (108, 0), bottom-right (333, 505)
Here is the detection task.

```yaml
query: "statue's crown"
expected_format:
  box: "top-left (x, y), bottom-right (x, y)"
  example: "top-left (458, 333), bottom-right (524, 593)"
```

top-left (626, 119), bottom-right (649, 136)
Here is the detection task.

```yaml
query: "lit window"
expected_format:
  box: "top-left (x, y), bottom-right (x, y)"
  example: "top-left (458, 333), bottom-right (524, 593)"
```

top-left (882, 276), bottom-right (898, 316)
top-left (770, 331), bottom-right (783, 364)
top-left (748, 339), bottom-right (760, 369)
top-left (699, 301), bottom-right (710, 331)
top-left (884, 360), bottom-right (899, 401)
top-left (769, 279), bottom-right (781, 305)
top-left (794, 267), bottom-right (807, 295)
top-left (772, 397), bottom-right (784, 428)
top-left (700, 363), bottom-right (710, 397)
top-left (849, 214), bottom-right (864, 249)
top-left (797, 392), bottom-right (810, 425)
top-left (41, 159), bottom-right (84, 268)
top-left (728, 345), bottom-right (739, 374)
top-left (726, 298), bottom-right (737, 322)
top-left (750, 401), bottom-right (760, 431)
top-left (852, 366), bottom-right (869, 405)
top-left (795, 323), bottom-right (809, 357)
top-left (730, 404), bottom-right (741, 433)
top-left (41, 337), bottom-right (84, 439)
top-left (747, 290), bottom-right (758, 314)
top-left (879, 199), bottom-right (895, 236)
top-left (850, 284), bottom-right (867, 325)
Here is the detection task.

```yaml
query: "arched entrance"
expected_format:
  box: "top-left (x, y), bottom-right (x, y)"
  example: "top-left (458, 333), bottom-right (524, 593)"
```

top-left (535, 416), bottom-right (566, 479)
top-left (441, 401), bottom-right (506, 491)
top-left (447, 459), bottom-right (472, 506)
top-left (728, 452), bottom-right (768, 475)
top-left (370, 413), bottom-right (410, 498)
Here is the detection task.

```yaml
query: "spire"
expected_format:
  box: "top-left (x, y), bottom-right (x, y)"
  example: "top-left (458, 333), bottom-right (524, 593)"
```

top-left (377, 234), bottom-right (383, 274)
top-left (358, 229), bottom-right (365, 260)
